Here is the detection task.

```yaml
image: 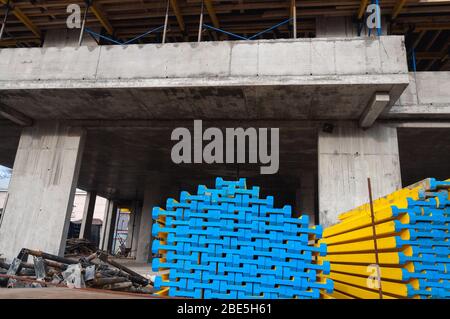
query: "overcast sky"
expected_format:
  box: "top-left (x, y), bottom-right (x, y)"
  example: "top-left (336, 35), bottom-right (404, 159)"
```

top-left (0, 166), bottom-right (11, 190)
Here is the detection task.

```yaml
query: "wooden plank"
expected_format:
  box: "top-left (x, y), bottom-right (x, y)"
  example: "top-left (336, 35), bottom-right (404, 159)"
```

top-left (170, 0), bottom-right (186, 32)
top-left (90, 2), bottom-right (114, 35)
top-left (204, 0), bottom-right (220, 28)
top-left (392, 0), bottom-right (407, 19)
top-left (0, 0), bottom-right (41, 38)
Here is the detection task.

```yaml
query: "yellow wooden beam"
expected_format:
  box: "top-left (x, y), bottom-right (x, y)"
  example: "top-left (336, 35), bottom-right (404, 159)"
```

top-left (357, 0), bottom-right (369, 20)
top-left (170, 0), bottom-right (185, 33)
top-left (331, 279), bottom-right (399, 299)
top-left (0, 0), bottom-right (41, 38)
top-left (90, 2), bottom-right (114, 35)
top-left (204, 0), bottom-right (220, 28)
top-left (392, 0), bottom-right (407, 19)
top-left (329, 272), bottom-right (410, 297)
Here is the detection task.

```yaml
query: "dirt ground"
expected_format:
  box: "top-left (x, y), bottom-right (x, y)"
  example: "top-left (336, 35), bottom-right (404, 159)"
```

top-left (0, 287), bottom-right (159, 299)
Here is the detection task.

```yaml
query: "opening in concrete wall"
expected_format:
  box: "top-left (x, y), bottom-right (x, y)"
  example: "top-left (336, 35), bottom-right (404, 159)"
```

top-left (77, 125), bottom-right (319, 224)
top-left (398, 127), bottom-right (450, 187)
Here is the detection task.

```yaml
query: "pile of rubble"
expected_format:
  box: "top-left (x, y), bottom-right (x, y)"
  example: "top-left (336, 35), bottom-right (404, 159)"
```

top-left (0, 243), bottom-right (154, 294)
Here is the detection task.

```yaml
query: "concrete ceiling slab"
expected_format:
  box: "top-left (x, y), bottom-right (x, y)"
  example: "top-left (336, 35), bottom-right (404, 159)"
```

top-left (77, 126), bottom-right (318, 201)
top-left (0, 84), bottom-right (403, 121)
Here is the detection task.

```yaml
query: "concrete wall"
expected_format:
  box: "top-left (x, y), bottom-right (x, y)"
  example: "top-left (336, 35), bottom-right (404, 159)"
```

top-left (0, 121), bottom-right (85, 260)
top-left (387, 72), bottom-right (450, 118)
top-left (318, 122), bottom-right (402, 227)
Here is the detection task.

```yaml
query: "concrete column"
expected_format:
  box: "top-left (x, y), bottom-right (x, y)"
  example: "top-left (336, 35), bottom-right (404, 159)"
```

top-left (0, 121), bottom-right (85, 260)
top-left (296, 171), bottom-right (316, 225)
top-left (79, 191), bottom-right (97, 240)
top-left (318, 123), bottom-right (402, 227)
top-left (126, 201), bottom-right (141, 252)
top-left (99, 200), bottom-right (118, 253)
top-left (136, 176), bottom-right (162, 263)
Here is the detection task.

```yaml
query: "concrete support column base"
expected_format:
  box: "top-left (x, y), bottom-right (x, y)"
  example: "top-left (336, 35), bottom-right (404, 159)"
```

top-left (318, 122), bottom-right (402, 227)
top-left (136, 174), bottom-right (162, 263)
top-left (79, 191), bottom-right (97, 240)
top-left (0, 121), bottom-right (85, 260)
top-left (99, 200), bottom-right (118, 253)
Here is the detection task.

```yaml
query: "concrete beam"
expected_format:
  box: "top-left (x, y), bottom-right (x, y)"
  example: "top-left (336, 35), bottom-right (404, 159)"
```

top-left (79, 191), bottom-right (97, 240)
top-left (0, 37), bottom-right (408, 85)
top-left (359, 92), bottom-right (390, 128)
top-left (0, 102), bottom-right (32, 126)
top-left (0, 37), bottom-right (409, 122)
top-left (0, 121), bottom-right (85, 260)
top-left (385, 72), bottom-right (450, 119)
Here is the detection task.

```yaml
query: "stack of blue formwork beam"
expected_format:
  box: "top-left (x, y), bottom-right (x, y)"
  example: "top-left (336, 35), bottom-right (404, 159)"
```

top-left (151, 177), bottom-right (333, 299)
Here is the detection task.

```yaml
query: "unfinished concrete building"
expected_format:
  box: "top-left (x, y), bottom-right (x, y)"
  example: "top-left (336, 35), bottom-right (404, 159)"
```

top-left (0, 0), bottom-right (449, 266)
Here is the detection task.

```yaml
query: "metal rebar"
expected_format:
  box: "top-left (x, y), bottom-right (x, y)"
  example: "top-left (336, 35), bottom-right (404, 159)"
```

top-left (78, 0), bottom-right (90, 46)
top-left (292, 0), bottom-right (297, 39)
top-left (162, 0), bottom-right (170, 44)
top-left (197, 0), bottom-right (204, 42)
top-left (21, 248), bottom-right (79, 265)
top-left (0, 0), bottom-right (11, 41)
top-left (97, 251), bottom-right (150, 286)
top-left (367, 178), bottom-right (383, 299)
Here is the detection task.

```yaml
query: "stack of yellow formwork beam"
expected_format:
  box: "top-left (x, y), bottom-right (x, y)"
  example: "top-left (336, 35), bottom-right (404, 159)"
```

top-left (319, 178), bottom-right (450, 299)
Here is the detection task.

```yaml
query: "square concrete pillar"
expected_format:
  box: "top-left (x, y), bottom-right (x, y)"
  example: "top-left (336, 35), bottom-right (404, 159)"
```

top-left (0, 121), bottom-right (85, 261)
top-left (79, 191), bottom-right (97, 240)
top-left (99, 199), bottom-right (118, 253)
top-left (295, 171), bottom-right (316, 225)
top-left (136, 175), bottom-right (162, 263)
top-left (126, 201), bottom-right (142, 255)
top-left (318, 123), bottom-right (402, 227)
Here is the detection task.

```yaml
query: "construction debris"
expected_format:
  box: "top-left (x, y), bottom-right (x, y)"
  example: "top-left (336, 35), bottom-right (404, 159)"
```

top-left (65, 238), bottom-right (97, 257)
top-left (0, 247), bottom-right (154, 294)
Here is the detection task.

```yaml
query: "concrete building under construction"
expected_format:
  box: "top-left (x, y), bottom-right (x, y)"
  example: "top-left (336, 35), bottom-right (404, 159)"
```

top-left (0, 0), bottom-right (449, 268)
